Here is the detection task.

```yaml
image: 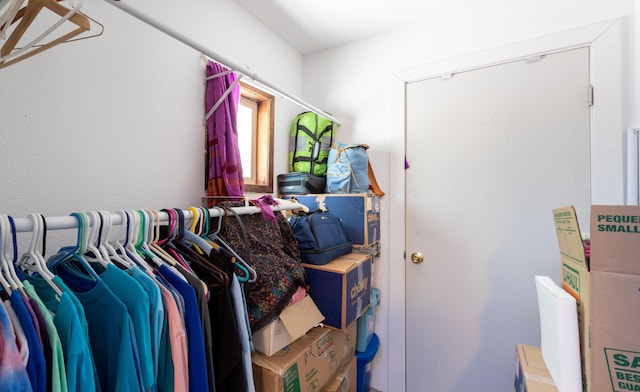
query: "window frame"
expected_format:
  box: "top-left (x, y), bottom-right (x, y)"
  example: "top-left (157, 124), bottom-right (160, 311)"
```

top-left (239, 81), bottom-right (274, 194)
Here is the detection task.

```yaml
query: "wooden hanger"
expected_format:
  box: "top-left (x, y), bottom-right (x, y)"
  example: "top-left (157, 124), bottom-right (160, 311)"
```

top-left (0, 0), bottom-right (89, 69)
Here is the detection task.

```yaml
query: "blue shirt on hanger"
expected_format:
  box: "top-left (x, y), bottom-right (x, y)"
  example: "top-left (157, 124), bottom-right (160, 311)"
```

top-left (156, 264), bottom-right (209, 392)
top-left (6, 291), bottom-right (46, 392)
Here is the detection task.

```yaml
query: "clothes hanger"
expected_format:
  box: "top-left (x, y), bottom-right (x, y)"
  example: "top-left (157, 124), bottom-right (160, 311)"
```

top-left (171, 209), bottom-right (228, 289)
top-left (0, 214), bottom-right (17, 294)
top-left (207, 206), bottom-right (256, 283)
top-left (15, 213), bottom-right (63, 296)
top-left (135, 209), bottom-right (167, 268)
top-left (1, 215), bottom-right (26, 293)
top-left (146, 209), bottom-right (180, 267)
top-left (186, 207), bottom-right (206, 255)
top-left (105, 210), bottom-right (138, 270)
top-left (203, 206), bottom-right (251, 283)
top-left (198, 207), bottom-right (210, 237)
top-left (0, 0), bottom-right (90, 69)
top-left (46, 212), bottom-right (100, 281)
top-left (0, 0), bottom-right (25, 39)
top-left (96, 210), bottom-right (132, 270)
top-left (5, 1), bottom-right (104, 43)
top-left (158, 208), bottom-right (192, 270)
top-left (82, 211), bottom-right (111, 269)
top-left (121, 209), bottom-right (158, 271)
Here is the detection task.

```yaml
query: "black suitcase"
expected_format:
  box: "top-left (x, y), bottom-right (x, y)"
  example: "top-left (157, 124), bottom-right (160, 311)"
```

top-left (277, 172), bottom-right (326, 195)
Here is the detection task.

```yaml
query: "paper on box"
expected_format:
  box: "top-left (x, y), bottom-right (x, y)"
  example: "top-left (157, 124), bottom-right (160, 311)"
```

top-left (535, 275), bottom-right (582, 392)
top-left (253, 295), bottom-right (324, 356)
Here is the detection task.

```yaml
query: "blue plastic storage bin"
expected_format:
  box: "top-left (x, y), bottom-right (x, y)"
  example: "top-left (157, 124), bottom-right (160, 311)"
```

top-left (356, 333), bottom-right (379, 392)
top-left (356, 287), bottom-right (380, 352)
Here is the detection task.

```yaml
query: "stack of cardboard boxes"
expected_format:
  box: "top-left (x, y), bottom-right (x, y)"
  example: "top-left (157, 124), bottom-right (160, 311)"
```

top-left (251, 193), bottom-right (377, 392)
top-left (515, 205), bottom-right (640, 392)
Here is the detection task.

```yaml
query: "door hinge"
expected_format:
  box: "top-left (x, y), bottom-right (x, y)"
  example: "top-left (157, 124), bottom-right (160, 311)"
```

top-left (588, 85), bottom-right (594, 106)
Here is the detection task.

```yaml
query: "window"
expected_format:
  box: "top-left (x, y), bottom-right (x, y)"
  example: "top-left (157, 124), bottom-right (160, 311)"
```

top-left (238, 82), bottom-right (274, 193)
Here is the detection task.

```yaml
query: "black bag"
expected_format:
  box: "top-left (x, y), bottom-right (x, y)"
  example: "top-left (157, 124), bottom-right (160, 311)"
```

top-left (289, 210), bottom-right (352, 265)
top-left (214, 201), bottom-right (307, 332)
top-left (277, 172), bottom-right (326, 195)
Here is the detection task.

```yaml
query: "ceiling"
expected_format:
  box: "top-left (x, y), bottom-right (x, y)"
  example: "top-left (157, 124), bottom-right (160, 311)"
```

top-left (232, 0), bottom-right (436, 55)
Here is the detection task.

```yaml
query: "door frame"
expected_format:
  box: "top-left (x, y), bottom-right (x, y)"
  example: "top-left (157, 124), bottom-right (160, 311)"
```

top-left (387, 18), bottom-right (625, 392)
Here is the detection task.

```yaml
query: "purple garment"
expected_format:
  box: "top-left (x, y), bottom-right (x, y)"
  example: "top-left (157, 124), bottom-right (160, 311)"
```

top-left (205, 61), bottom-right (244, 198)
top-left (250, 194), bottom-right (279, 225)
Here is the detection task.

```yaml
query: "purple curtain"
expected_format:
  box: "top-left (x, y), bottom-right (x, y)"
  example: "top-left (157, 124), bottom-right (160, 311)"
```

top-left (205, 61), bottom-right (244, 204)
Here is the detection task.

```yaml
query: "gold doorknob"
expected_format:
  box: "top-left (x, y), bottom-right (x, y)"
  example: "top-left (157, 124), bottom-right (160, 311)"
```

top-left (411, 252), bottom-right (424, 264)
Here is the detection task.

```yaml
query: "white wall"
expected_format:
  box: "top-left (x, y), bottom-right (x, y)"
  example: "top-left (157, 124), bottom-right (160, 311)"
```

top-left (3, 1), bottom-right (639, 391)
top-left (0, 0), bottom-right (302, 249)
top-left (302, 1), bottom-right (637, 391)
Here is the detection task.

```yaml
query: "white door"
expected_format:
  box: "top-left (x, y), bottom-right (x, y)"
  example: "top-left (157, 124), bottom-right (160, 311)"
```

top-left (405, 47), bottom-right (591, 391)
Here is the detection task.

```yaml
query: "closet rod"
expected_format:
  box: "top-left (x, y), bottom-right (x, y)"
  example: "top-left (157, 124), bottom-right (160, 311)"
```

top-left (10, 202), bottom-right (304, 233)
top-left (103, 0), bottom-right (341, 125)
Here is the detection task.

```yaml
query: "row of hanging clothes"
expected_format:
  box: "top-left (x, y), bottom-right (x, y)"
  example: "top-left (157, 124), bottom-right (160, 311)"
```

top-left (0, 199), bottom-right (309, 392)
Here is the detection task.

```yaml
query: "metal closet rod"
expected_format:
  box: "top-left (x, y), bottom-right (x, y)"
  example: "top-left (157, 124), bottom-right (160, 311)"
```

top-left (10, 203), bottom-right (304, 233)
top-left (103, 0), bottom-right (341, 125)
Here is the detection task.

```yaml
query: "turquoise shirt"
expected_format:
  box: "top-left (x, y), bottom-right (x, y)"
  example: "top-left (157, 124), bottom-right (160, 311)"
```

top-left (23, 277), bottom-right (97, 392)
top-left (97, 264), bottom-right (154, 391)
top-left (130, 266), bottom-right (164, 392)
top-left (53, 263), bottom-right (144, 392)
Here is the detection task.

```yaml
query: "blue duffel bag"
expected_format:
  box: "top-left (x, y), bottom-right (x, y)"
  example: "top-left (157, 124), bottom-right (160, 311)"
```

top-left (289, 210), bottom-right (352, 265)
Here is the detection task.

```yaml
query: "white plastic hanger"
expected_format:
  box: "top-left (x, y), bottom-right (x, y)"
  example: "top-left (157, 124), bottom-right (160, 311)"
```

top-left (16, 213), bottom-right (62, 296)
top-left (83, 211), bottom-right (110, 269)
top-left (122, 209), bottom-right (157, 271)
top-left (1, 215), bottom-right (24, 292)
top-left (97, 210), bottom-right (132, 269)
top-left (107, 210), bottom-right (138, 270)
top-left (0, 215), bottom-right (16, 293)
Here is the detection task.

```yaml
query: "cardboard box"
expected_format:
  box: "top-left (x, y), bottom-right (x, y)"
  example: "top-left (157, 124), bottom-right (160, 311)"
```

top-left (552, 205), bottom-right (640, 392)
top-left (324, 356), bottom-right (357, 392)
top-left (288, 193), bottom-right (380, 247)
top-left (253, 295), bottom-right (325, 356)
top-left (303, 253), bottom-right (372, 330)
top-left (514, 344), bottom-right (558, 392)
top-left (252, 323), bottom-right (357, 392)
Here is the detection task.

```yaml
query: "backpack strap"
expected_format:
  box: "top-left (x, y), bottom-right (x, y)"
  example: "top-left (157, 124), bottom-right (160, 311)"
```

top-left (368, 160), bottom-right (385, 197)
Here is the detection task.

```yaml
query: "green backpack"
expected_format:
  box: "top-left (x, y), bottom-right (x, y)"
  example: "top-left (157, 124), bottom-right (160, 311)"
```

top-left (288, 112), bottom-right (335, 176)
